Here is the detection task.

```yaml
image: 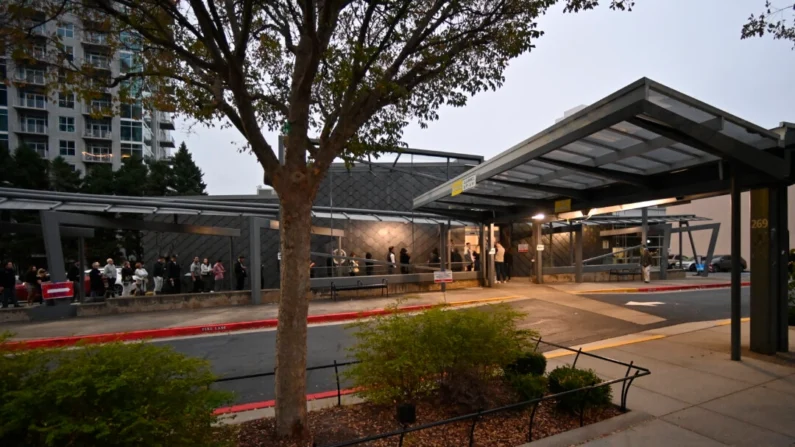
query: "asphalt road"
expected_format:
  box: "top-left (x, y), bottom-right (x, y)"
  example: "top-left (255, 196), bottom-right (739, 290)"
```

top-left (582, 287), bottom-right (751, 325)
top-left (156, 297), bottom-right (646, 405)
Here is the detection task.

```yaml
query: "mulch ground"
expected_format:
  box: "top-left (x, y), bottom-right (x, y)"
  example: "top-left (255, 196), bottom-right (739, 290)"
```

top-left (232, 380), bottom-right (622, 447)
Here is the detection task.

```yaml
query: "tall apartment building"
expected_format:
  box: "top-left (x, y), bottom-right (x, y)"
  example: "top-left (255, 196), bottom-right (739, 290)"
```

top-left (0, 9), bottom-right (175, 173)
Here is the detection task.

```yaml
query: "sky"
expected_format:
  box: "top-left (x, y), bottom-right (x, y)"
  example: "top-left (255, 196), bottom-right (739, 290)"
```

top-left (171, 0), bottom-right (795, 196)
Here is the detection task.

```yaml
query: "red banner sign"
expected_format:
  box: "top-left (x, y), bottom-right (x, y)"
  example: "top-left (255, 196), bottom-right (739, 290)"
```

top-left (42, 281), bottom-right (74, 300)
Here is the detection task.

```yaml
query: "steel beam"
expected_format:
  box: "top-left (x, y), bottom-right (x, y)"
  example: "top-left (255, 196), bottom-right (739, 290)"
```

top-left (533, 222), bottom-right (543, 284)
top-left (484, 178), bottom-right (589, 200)
top-left (574, 226), bottom-right (583, 283)
top-left (0, 222), bottom-right (94, 239)
top-left (730, 173), bottom-right (741, 361)
top-left (47, 211), bottom-right (241, 237)
top-left (40, 211), bottom-right (66, 282)
top-left (538, 157), bottom-right (652, 188)
top-left (249, 217), bottom-right (265, 304)
top-left (637, 102), bottom-right (788, 180)
top-left (459, 190), bottom-right (548, 208)
top-left (660, 224), bottom-right (671, 280)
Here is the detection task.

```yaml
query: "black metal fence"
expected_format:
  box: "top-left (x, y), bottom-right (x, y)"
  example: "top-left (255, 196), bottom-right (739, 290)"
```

top-left (213, 338), bottom-right (650, 446)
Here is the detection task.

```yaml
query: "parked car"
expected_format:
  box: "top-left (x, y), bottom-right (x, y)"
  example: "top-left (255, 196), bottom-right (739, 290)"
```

top-left (14, 268), bottom-right (123, 300)
top-left (709, 255), bottom-right (747, 272)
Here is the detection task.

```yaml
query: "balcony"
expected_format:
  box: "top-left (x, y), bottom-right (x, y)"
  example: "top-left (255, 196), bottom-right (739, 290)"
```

top-left (83, 128), bottom-right (112, 140)
top-left (17, 121), bottom-right (48, 135)
top-left (158, 112), bottom-right (175, 130)
top-left (83, 102), bottom-right (113, 116)
top-left (13, 70), bottom-right (46, 86)
top-left (82, 149), bottom-right (113, 163)
top-left (158, 131), bottom-right (175, 148)
top-left (15, 95), bottom-right (48, 110)
top-left (84, 55), bottom-right (111, 71)
top-left (82, 31), bottom-right (109, 46)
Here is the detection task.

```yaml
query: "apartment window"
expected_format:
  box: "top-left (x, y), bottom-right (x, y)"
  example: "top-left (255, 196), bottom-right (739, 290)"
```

top-left (0, 110), bottom-right (7, 132)
top-left (0, 85), bottom-right (6, 106)
top-left (59, 44), bottom-right (74, 62)
top-left (121, 143), bottom-right (143, 159)
top-left (59, 140), bottom-right (76, 156)
top-left (120, 121), bottom-right (142, 142)
top-left (0, 60), bottom-right (6, 80)
top-left (120, 31), bottom-right (142, 51)
top-left (57, 23), bottom-right (74, 38)
top-left (68, 163), bottom-right (78, 172)
top-left (59, 116), bottom-right (75, 132)
top-left (119, 52), bottom-right (133, 73)
top-left (58, 92), bottom-right (74, 108)
top-left (26, 141), bottom-right (48, 157)
top-left (0, 133), bottom-right (7, 151)
top-left (120, 102), bottom-right (142, 120)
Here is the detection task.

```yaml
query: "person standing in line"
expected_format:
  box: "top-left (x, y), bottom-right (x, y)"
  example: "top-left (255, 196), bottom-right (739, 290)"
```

top-left (386, 246), bottom-right (396, 274)
top-left (428, 248), bottom-right (441, 268)
top-left (121, 261), bottom-right (135, 296)
top-left (1, 261), bottom-right (21, 308)
top-left (473, 250), bottom-right (481, 272)
top-left (399, 248), bottom-right (411, 274)
top-left (234, 256), bottom-right (247, 291)
top-left (365, 253), bottom-right (374, 276)
top-left (152, 256), bottom-right (165, 295)
top-left (201, 258), bottom-right (213, 292)
top-left (36, 268), bottom-right (48, 304)
top-left (213, 259), bottom-right (226, 292)
top-left (24, 265), bottom-right (38, 305)
top-left (463, 243), bottom-right (474, 271)
top-left (103, 258), bottom-right (117, 298)
top-left (495, 242), bottom-right (506, 283)
top-left (67, 260), bottom-right (81, 302)
top-left (167, 255), bottom-right (182, 294)
top-left (88, 262), bottom-right (104, 301)
top-left (504, 249), bottom-right (513, 282)
top-left (641, 247), bottom-right (653, 283)
top-left (134, 262), bottom-right (148, 296)
top-left (190, 256), bottom-right (203, 293)
top-left (451, 248), bottom-right (463, 272)
top-left (348, 252), bottom-right (360, 276)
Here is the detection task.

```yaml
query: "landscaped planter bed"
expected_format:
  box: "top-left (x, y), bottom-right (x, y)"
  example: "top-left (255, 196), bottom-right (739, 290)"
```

top-left (233, 379), bottom-right (622, 447)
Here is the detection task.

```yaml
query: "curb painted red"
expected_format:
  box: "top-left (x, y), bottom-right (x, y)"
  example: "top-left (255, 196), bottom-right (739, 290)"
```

top-left (214, 388), bottom-right (360, 415)
top-left (5, 304), bottom-right (441, 351)
top-left (634, 281), bottom-right (750, 293)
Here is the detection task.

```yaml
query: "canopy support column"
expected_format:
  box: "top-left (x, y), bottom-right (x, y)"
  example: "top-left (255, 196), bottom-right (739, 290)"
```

top-left (488, 223), bottom-right (495, 287)
top-left (249, 217), bottom-right (265, 305)
top-left (730, 172), bottom-right (741, 361)
top-left (40, 211), bottom-right (66, 282)
top-left (575, 225), bottom-right (583, 283)
top-left (534, 222), bottom-right (543, 284)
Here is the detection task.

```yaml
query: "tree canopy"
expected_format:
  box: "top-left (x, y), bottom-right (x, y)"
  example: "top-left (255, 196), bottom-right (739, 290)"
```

top-left (171, 142), bottom-right (207, 195)
top-left (742, 2), bottom-right (795, 47)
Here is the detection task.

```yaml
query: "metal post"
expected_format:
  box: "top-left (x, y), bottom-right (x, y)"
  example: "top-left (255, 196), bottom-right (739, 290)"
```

top-left (229, 236), bottom-right (234, 291)
top-left (40, 211), bottom-right (66, 282)
top-left (660, 224), bottom-right (671, 280)
top-left (440, 223), bottom-right (448, 293)
top-left (479, 224), bottom-right (487, 286)
top-left (488, 223), bottom-right (496, 287)
top-left (77, 236), bottom-right (85, 301)
top-left (569, 222), bottom-right (574, 265)
top-left (446, 219), bottom-right (452, 271)
top-left (678, 221), bottom-right (683, 269)
top-left (575, 225), bottom-right (584, 283)
top-left (702, 224), bottom-right (719, 278)
top-left (730, 173), bottom-right (741, 361)
top-left (533, 222), bottom-right (543, 284)
top-left (641, 208), bottom-right (648, 248)
top-left (249, 217), bottom-right (263, 305)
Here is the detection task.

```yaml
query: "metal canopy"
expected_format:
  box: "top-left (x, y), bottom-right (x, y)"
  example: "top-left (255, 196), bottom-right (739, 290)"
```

top-left (413, 78), bottom-right (793, 221)
top-left (559, 214), bottom-right (710, 228)
top-left (0, 188), bottom-right (474, 227)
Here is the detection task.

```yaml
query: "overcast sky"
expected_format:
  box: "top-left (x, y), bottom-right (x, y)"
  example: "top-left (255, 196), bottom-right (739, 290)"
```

top-left (172, 0), bottom-right (795, 196)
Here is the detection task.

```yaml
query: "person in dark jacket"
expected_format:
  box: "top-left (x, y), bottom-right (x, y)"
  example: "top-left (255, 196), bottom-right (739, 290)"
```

top-left (167, 255), bottom-right (182, 294)
top-left (1, 261), bottom-right (21, 308)
top-left (365, 253), bottom-right (374, 276)
top-left (121, 261), bottom-right (135, 296)
top-left (89, 262), bottom-right (105, 301)
top-left (399, 248), bottom-right (411, 274)
top-left (504, 250), bottom-right (513, 282)
top-left (473, 250), bottom-right (481, 272)
top-left (234, 256), bottom-right (247, 291)
top-left (67, 260), bottom-right (81, 302)
top-left (153, 256), bottom-right (166, 295)
top-left (451, 248), bottom-right (463, 272)
top-left (23, 265), bottom-right (39, 305)
top-left (428, 248), bottom-right (441, 268)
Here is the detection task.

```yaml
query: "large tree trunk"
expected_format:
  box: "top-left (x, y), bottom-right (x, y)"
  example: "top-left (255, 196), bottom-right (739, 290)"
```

top-left (274, 187), bottom-right (314, 438)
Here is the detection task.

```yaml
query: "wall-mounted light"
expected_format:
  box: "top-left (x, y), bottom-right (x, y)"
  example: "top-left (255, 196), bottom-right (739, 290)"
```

top-left (531, 213), bottom-right (545, 220)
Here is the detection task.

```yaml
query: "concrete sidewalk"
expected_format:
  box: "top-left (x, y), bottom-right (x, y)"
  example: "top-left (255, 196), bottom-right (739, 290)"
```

top-left (541, 320), bottom-right (795, 446)
top-left (547, 273), bottom-right (748, 294)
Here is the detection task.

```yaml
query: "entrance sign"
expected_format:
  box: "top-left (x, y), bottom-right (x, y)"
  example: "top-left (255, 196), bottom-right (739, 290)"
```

top-left (536, 244), bottom-right (545, 252)
top-left (554, 199), bottom-right (572, 213)
top-left (451, 174), bottom-right (477, 197)
top-left (42, 281), bottom-right (74, 300)
top-left (518, 243), bottom-right (529, 253)
top-left (433, 270), bottom-right (453, 283)
top-left (488, 248), bottom-right (496, 255)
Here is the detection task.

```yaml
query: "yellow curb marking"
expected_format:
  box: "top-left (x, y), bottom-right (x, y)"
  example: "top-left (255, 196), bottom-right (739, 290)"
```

top-left (716, 317), bottom-right (751, 326)
top-left (572, 288), bottom-right (639, 295)
top-left (448, 295), bottom-right (521, 306)
top-left (544, 334), bottom-right (667, 359)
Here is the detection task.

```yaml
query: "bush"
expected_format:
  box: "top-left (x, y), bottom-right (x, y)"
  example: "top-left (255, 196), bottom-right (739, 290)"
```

top-left (345, 304), bottom-right (536, 407)
top-left (0, 337), bottom-right (234, 447)
top-left (505, 351), bottom-right (547, 376)
top-left (509, 374), bottom-right (548, 401)
top-left (547, 366), bottom-right (612, 414)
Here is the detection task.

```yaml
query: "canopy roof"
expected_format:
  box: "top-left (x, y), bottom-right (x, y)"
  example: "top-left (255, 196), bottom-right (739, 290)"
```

top-left (413, 78), bottom-right (794, 222)
top-left (0, 188), bottom-right (474, 226)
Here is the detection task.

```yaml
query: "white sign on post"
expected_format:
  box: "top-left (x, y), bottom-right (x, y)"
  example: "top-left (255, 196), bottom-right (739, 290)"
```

top-left (518, 244), bottom-right (529, 253)
top-left (434, 270), bottom-right (454, 284)
top-left (488, 248), bottom-right (496, 255)
top-left (536, 244), bottom-right (545, 252)
top-left (462, 174), bottom-right (477, 192)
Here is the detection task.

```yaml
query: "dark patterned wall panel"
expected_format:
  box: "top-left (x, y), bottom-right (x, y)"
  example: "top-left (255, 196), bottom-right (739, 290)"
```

top-left (510, 223), bottom-right (534, 277)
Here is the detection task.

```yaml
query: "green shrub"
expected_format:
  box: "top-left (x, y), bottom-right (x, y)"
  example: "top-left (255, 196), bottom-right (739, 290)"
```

top-left (509, 374), bottom-right (548, 401)
top-left (547, 366), bottom-right (612, 414)
top-left (345, 304), bottom-right (536, 406)
top-left (505, 351), bottom-right (547, 376)
top-left (0, 338), bottom-right (234, 447)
